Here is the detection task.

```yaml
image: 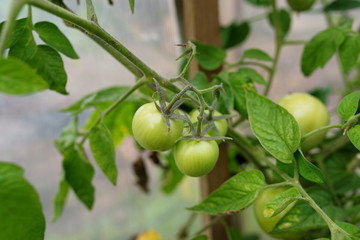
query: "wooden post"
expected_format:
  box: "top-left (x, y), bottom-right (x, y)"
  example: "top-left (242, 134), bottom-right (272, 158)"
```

top-left (181, 1), bottom-right (231, 239)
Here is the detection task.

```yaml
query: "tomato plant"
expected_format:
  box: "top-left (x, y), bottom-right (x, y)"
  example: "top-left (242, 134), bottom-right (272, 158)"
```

top-left (278, 92), bottom-right (330, 152)
top-left (174, 139), bottom-right (219, 177)
top-left (1, 0), bottom-right (360, 240)
top-left (132, 102), bottom-right (183, 151)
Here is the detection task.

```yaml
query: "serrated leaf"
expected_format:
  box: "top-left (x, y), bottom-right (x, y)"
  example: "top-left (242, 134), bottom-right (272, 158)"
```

top-left (347, 125), bottom-right (360, 151)
top-left (89, 123), bottom-right (118, 185)
top-left (63, 146), bottom-right (95, 209)
top-left (0, 162), bottom-right (45, 240)
top-left (339, 35), bottom-right (360, 73)
top-left (268, 9), bottom-right (291, 39)
top-left (243, 48), bottom-right (273, 62)
top-left (295, 150), bottom-right (325, 183)
top-left (193, 41), bottom-right (226, 71)
top-left (272, 188), bottom-right (347, 234)
top-left (52, 173), bottom-right (69, 222)
top-left (128, 0), bottom-right (135, 13)
top-left (301, 27), bottom-right (346, 76)
top-left (221, 21), bottom-right (250, 49)
top-left (29, 45), bottom-right (68, 94)
top-left (338, 91), bottom-right (360, 121)
top-left (265, 188), bottom-right (301, 218)
top-left (246, 90), bottom-right (301, 163)
top-left (189, 170), bottom-right (266, 215)
top-left (0, 58), bottom-right (48, 95)
top-left (34, 21), bottom-right (79, 59)
top-left (324, 0), bottom-right (360, 11)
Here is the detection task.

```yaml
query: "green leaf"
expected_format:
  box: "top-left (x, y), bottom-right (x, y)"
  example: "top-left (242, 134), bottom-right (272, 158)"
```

top-left (228, 68), bottom-right (265, 118)
top-left (268, 9), bottom-right (291, 39)
top-left (89, 123), bottom-right (118, 185)
top-left (265, 188), bottom-right (301, 218)
top-left (337, 222), bottom-right (360, 240)
top-left (0, 18), bottom-right (29, 49)
top-left (85, 101), bottom-right (143, 146)
top-left (243, 48), bottom-right (273, 62)
top-left (0, 58), bottom-right (48, 95)
top-left (55, 118), bottom-right (78, 153)
top-left (62, 86), bottom-right (142, 114)
top-left (52, 173), bottom-right (69, 222)
top-left (245, 0), bottom-right (271, 6)
top-left (246, 90), bottom-right (301, 163)
top-left (295, 150), bottom-right (325, 183)
top-left (309, 85), bottom-right (332, 104)
top-left (34, 21), bottom-right (79, 59)
top-left (272, 188), bottom-right (347, 234)
top-left (28, 45), bottom-right (68, 94)
top-left (128, 0), bottom-right (135, 13)
top-left (221, 21), bottom-right (250, 49)
top-left (214, 71), bottom-right (234, 113)
top-left (324, 0), bottom-right (360, 11)
top-left (338, 91), bottom-right (360, 121)
top-left (347, 125), bottom-right (360, 151)
top-left (325, 154), bottom-right (360, 194)
top-left (226, 227), bottom-right (243, 240)
top-left (161, 151), bottom-right (184, 194)
top-left (339, 35), bottom-right (360, 73)
top-left (63, 146), bottom-right (95, 209)
top-left (0, 162), bottom-right (45, 240)
top-left (191, 72), bottom-right (213, 104)
top-left (193, 41), bottom-right (226, 71)
top-left (301, 27), bottom-right (346, 76)
top-left (189, 170), bottom-right (266, 215)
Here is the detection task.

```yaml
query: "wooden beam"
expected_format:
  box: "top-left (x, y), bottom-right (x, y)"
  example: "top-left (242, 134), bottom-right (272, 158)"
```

top-left (182, 1), bottom-right (231, 239)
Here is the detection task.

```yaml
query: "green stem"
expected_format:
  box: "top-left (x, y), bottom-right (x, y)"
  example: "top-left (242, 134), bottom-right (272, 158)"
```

top-left (0, 0), bottom-right (24, 55)
top-left (85, 0), bottom-right (98, 24)
top-left (294, 181), bottom-right (351, 239)
top-left (301, 124), bottom-right (343, 143)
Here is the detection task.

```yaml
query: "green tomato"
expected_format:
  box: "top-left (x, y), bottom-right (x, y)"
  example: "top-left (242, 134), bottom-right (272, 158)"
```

top-left (254, 187), bottom-right (300, 239)
top-left (286, 0), bottom-right (316, 11)
top-left (278, 92), bottom-right (329, 152)
top-left (190, 110), bottom-right (228, 137)
top-left (132, 102), bottom-right (183, 151)
top-left (174, 139), bottom-right (219, 177)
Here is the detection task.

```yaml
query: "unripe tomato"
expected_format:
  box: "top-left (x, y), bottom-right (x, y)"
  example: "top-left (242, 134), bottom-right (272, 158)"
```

top-left (132, 102), bottom-right (183, 151)
top-left (174, 139), bottom-right (219, 177)
top-left (190, 110), bottom-right (228, 137)
top-left (286, 0), bottom-right (316, 11)
top-left (254, 187), bottom-right (300, 239)
top-left (278, 93), bottom-right (329, 152)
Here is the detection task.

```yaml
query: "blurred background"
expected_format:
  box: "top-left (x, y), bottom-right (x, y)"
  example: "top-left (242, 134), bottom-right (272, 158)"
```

top-left (0, 0), bottom-right (353, 239)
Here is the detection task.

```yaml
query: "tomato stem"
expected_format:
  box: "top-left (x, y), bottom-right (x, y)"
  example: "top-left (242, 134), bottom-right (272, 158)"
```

top-left (301, 124), bottom-right (343, 143)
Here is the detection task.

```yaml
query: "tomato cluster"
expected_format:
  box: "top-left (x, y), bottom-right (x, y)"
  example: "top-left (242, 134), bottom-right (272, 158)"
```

top-left (132, 102), bottom-right (228, 177)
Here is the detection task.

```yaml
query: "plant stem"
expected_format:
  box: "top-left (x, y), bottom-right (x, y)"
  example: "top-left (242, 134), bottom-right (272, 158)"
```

top-left (301, 124), bottom-right (343, 143)
top-left (0, 0), bottom-right (24, 55)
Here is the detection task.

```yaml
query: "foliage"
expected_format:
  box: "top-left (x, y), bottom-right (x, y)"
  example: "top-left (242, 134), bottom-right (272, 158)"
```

top-left (0, 0), bottom-right (360, 239)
